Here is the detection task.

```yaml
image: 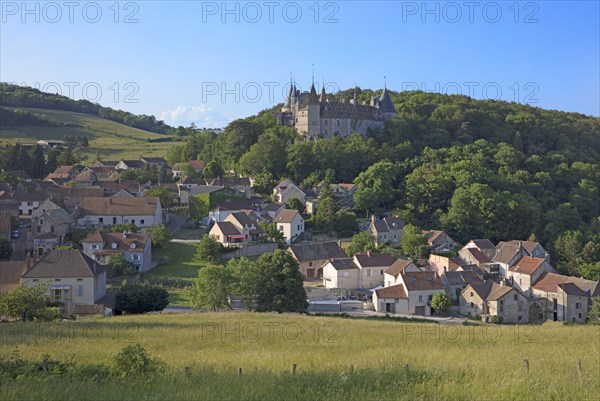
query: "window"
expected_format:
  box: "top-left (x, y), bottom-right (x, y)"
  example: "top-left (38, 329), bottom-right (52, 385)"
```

top-left (578, 313), bottom-right (582, 319)
top-left (131, 220), bottom-right (135, 224)
top-left (99, 217), bottom-right (103, 223)
top-left (37, 226), bottom-right (41, 233)
top-left (77, 285), bottom-right (83, 296)
top-left (278, 226), bottom-right (284, 231)
top-left (470, 291), bottom-right (473, 297)
top-left (514, 294), bottom-right (518, 301)
top-left (133, 255), bottom-right (140, 261)
top-left (40, 218), bottom-right (44, 225)
top-left (575, 302), bottom-right (581, 309)
top-left (140, 219), bottom-right (145, 225)
top-left (418, 295), bottom-right (423, 302)
top-left (309, 262), bottom-right (313, 267)
top-left (428, 295), bottom-right (433, 301)
top-left (380, 270), bottom-right (384, 275)
top-left (470, 302), bottom-right (474, 308)
top-left (50, 226), bottom-right (55, 233)
top-left (343, 272), bottom-right (349, 277)
top-left (336, 119), bottom-right (340, 127)
top-left (77, 278), bottom-right (83, 281)
top-left (366, 269), bottom-right (371, 277)
top-left (124, 219), bottom-right (129, 223)
top-left (518, 302), bottom-right (523, 311)
top-left (33, 279), bottom-right (38, 282)
top-left (111, 243), bottom-right (118, 249)
top-left (297, 224), bottom-right (301, 230)
top-left (55, 279), bottom-right (61, 282)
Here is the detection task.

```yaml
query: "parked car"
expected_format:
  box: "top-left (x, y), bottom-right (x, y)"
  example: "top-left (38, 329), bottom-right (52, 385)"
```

top-left (11, 230), bottom-right (20, 238)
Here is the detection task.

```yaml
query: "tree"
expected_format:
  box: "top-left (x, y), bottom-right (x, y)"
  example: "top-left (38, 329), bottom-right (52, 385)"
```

top-left (579, 262), bottom-right (600, 281)
top-left (107, 254), bottom-right (129, 278)
top-left (589, 297), bottom-right (600, 325)
top-left (315, 177), bottom-right (337, 232)
top-left (196, 235), bottom-right (224, 264)
top-left (347, 231), bottom-right (376, 256)
top-left (252, 172), bottom-right (277, 197)
top-left (400, 224), bottom-right (430, 259)
top-left (189, 265), bottom-right (232, 311)
top-left (431, 292), bottom-right (451, 314)
top-left (286, 198), bottom-right (305, 215)
top-left (203, 160), bottom-right (223, 178)
top-left (148, 224), bottom-right (172, 248)
top-left (114, 283), bottom-right (169, 314)
top-left (57, 147), bottom-right (76, 166)
top-left (259, 221), bottom-right (284, 243)
top-left (111, 223), bottom-right (139, 233)
top-left (144, 186), bottom-right (175, 208)
top-left (229, 257), bottom-right (260, 311)
top-left (553, 230), bottom-right (584, 275)
top-left (0, 283), bottom-right (61, 321)
top-left (189, 194), bottom-right (210, 221)
top-left (0, 237), bottom-right (13, 260)
top-left (354, 160), bottom-right (401, 213)
top-left (334, 210), bottom-right (358, 238)
top-left (253, 250), bottom-right (307, 313)
top-left (30, 144), bottom-right (46, 179)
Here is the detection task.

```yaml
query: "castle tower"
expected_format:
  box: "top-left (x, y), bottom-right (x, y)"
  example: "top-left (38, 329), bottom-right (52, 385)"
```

top-left (320, 79), bottom-right (327, 103)
top-left (306, 77), bottom-right (321, 138)
top-left (282, 75), bottom-right (293, 112)
top-left (377, 80), bottom-right (397, 121)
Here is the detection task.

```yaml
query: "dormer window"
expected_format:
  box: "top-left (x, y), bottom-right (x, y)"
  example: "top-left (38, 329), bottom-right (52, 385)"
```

top-left (130, 243), bottom-right (136, 249)
top-left (111, 243), bottom-right (118, 249)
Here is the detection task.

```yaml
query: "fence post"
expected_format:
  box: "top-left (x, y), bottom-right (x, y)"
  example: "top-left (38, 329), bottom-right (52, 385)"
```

top-left (349, 364), bottom-right (354, 375)
top-left (292, 363), bottom-right (297, 375)
top-left (577, 358), bottom-right (582, 376)
top-left (238, 367), bottom-right (242, 376)
top-left (524, 358), bottom-right (529, 373)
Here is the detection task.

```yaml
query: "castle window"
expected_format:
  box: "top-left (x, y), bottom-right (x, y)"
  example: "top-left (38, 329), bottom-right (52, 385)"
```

top-left (336, 119), bottom-right (340, 127)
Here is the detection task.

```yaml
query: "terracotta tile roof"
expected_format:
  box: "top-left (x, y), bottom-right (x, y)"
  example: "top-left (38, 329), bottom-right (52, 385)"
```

top-left (78, 197), bottom-right (160, 217)
top-left (532, 273), bottom-right (598, 296)
top-left (189, 160), bottom-right (205, 170)
top-left (375, 284), bottom-right (407, 299)
top-left (467, 247), bottom-right (490, 263)
top-left (82, 231), bottom-right (150, 252)
top-left (22, 250), bottom-right (105, 279)
top-left (401, 271), bottom-right (444, 291)
top-left (385, 259), bottom-right (416, 277)
top-left (509, 256), bottom-right (546, 275)
top-left (289, 242), bottom-right (347, 262)
top-left (355, 252), bottom-right (396, 268)
top-left (274, 209), bottom-right (300, 224)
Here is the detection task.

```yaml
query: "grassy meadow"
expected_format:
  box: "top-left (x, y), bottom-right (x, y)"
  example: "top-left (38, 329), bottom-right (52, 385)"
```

top-left (0, 312), bottom-right (598, 400)
top-left (1, 107), bottom-right (176, 161)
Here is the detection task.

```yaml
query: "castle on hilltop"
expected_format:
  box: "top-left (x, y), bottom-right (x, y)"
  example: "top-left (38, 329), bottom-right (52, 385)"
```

top-left (276, 78), bottom-right (397, 139)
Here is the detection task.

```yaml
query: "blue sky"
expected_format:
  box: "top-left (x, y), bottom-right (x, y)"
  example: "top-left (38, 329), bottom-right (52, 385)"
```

top-left (1, 1), bottom-right (598, 128)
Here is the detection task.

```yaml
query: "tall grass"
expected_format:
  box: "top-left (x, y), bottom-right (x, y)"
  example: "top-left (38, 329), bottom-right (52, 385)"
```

top-left (0, 313), bottom-right (598, 400)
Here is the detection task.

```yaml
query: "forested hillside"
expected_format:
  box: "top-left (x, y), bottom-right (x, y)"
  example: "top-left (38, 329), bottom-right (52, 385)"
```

top-left (0, 83), bottom-right (173, 134)
top-left (167, 90), bottom-right (599, 275)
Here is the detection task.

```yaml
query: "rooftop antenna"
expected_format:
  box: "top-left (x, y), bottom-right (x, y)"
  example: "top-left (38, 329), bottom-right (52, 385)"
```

top-left (384, 76), bottom-right (387, 89)
top-left (312, 64), bottom-right (315, 85)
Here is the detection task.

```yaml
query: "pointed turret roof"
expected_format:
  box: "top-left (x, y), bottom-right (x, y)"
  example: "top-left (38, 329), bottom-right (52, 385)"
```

top-left (378, 86), bottom-right (396, 113)
top-left (320, 79), bottom-right (327, 103)
top-left (308, 81), bottom-right (319, 104)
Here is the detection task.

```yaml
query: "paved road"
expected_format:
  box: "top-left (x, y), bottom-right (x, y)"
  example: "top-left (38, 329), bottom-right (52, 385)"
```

top-left (11, 227), bottom-right (29, 261)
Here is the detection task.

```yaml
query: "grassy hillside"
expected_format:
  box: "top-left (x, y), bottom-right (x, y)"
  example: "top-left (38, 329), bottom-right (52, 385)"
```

top-left (0, 107), bottom-right (176, 161)
top-left (1, 313), bottom-right (598, 400)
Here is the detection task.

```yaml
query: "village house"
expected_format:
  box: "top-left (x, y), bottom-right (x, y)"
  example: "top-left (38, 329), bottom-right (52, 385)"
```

top-left (370, 216), bottom-right (404, 246)
top-left (459, 239), bottom-right (497, 262)
top-left (21, 250), bottom-right (107, 315)
top-left (115, 160), bottom-right (146, 171)
top-left (0, 261), bottom-right (27, 292)
top-left (531, 273), bottom-right (599, 323)
top-left (209, 212), bottom-right (265, 246)
top-left (373, 270), bottom-right (445, 316)
top-left (428, 254), bottom-right (465, 277)
top-left (81, 231), bottom-right (152, 272)
top-left (37, 139), bottom-right (67, 148)
top-left (30, 198), bottom-right (77, 255)
top-left (441, 270), bottom-right (484, 301)
top-left (423, 230), bottom-right (459, 253)
top-left (322, 258), bottom-right (360, 290)
top-left (274, 209), bottom-right (304, 245)
top-left (287, 241), bottom-right (347, 280)
top-left (172, 160), bottom-right (205, 178)
top-left (76, 197), bottom-right (162, 229)
top-left (209, 199), bottom-right (261, 223)
top-left (316, 182), bottom-right (357, 209)
top-left (507, 256), bottom-right (555, 294)
top-left (460, 282), bottom-right (529, 323)
top-left (354, 252), bottom-right (396, 289)
top-left (383, 258), bottom-right (421, 287)
top-left (273, 180), bottom-right (306, 204)
top-left (261, 202), bottom-right (286, 220)
top-left (11, 187), bottom-right (48, 216)
top-left (140, 156), bottom-right (170, 168)
top-left (44, 165), bottom-right (80, 185)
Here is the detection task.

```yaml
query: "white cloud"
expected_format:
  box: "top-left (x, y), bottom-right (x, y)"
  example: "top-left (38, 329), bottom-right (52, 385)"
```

top-left (160, 105), bottom-right (234, 129)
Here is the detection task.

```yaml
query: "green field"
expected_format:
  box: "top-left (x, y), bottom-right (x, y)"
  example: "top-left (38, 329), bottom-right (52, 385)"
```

top-left (0, 313), bottom-right (598, 400)
top-left (0, 107), bottom-right (176, 161)
top-left (144, 243), bottom-right (201, 306)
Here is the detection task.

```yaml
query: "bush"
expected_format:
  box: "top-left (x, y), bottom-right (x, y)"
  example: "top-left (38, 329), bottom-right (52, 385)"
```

top-left (110, 343), bottom-right (163, 378)
top-left (491, 315), bottom-right (504, 324)
top-left (114, 283), bottom-right (169, 314)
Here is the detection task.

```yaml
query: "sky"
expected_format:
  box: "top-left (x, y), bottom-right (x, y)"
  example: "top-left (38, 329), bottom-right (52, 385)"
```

top-left (1, 1), bottom-right (599, 128)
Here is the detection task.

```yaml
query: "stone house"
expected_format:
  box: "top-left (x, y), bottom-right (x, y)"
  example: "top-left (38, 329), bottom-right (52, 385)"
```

top-left (370, 216), bottom-right (404, 246)
top-left (287, 241), bottom-right (347, 280)
top-left (507, 256), bottom-right (554, 295)
top-left (81, 231), bottom-right (152, 273)
top-left (383, 258), bottom-right (421, 287)
top-left (273, 180), bottom-right (306, 204)
top-left (373, 270), bottom-right (445, 316)
top-left (423, 230), bottom-right (459, 253)
top-left (31, 198), bottom-right (77, 254)
top-left (460, 282), bottom-right (529, 323)
top-left (441, 270), bottom-right (484, 301)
